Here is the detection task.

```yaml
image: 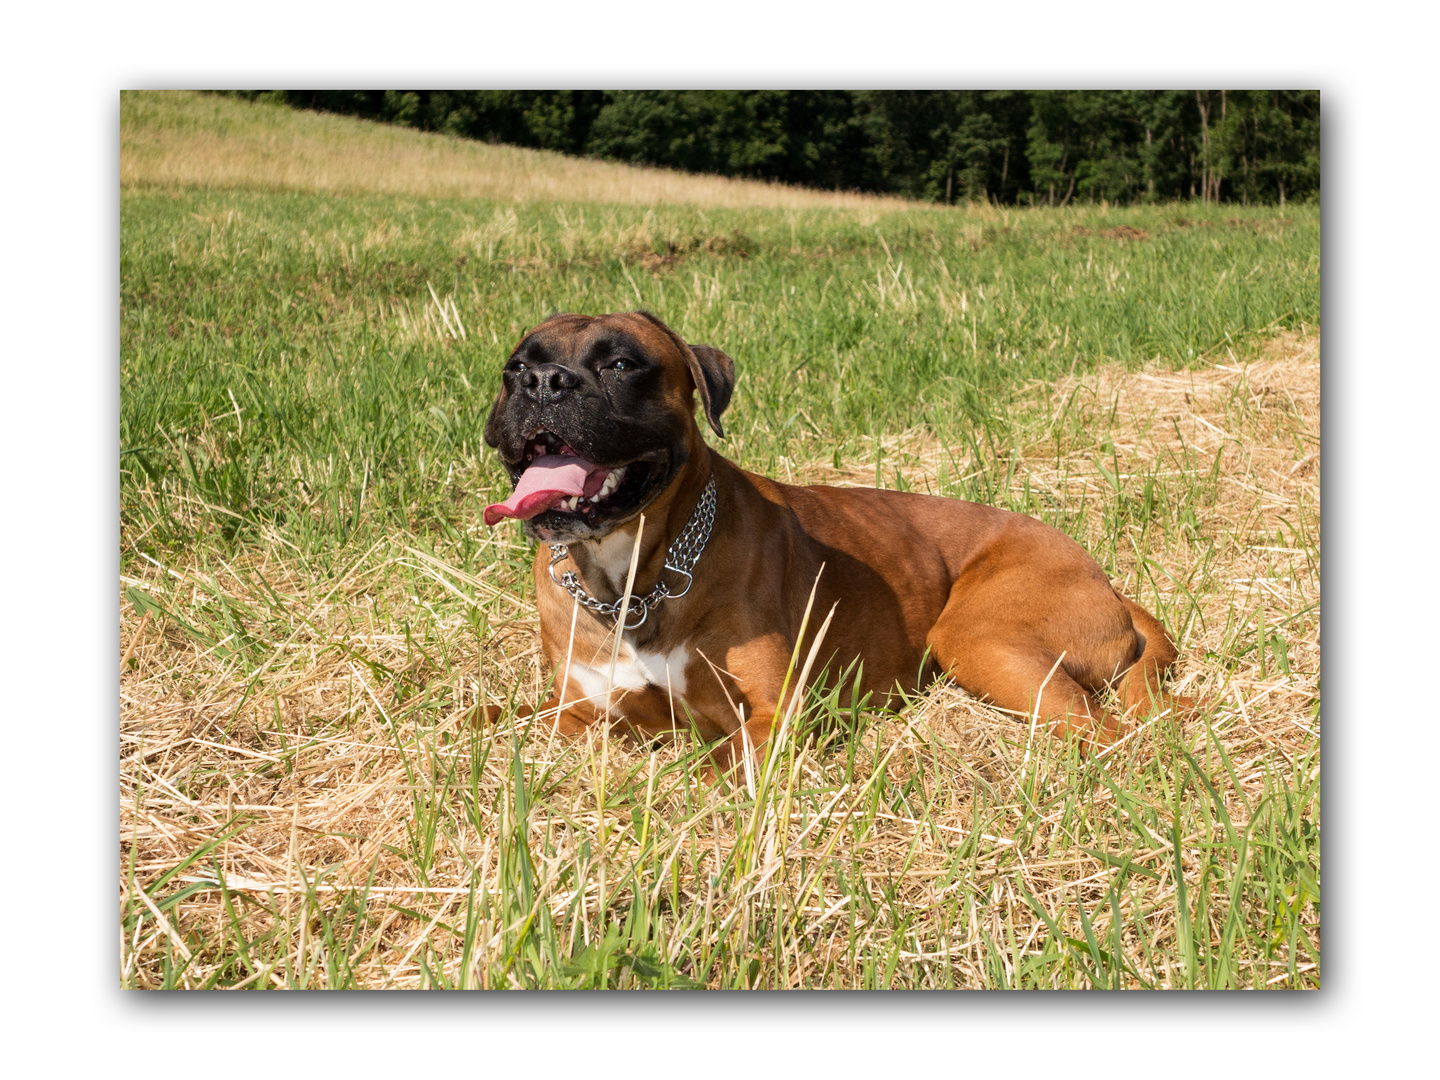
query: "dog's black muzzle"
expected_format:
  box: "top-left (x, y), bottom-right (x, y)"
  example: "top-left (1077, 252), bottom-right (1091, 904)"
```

top-left (517, 363), bottom-right (581, 407)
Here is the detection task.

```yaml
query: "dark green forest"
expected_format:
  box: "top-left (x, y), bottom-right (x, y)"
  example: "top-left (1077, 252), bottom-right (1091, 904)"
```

top-left (234, 90), bottom-right (1319, 206)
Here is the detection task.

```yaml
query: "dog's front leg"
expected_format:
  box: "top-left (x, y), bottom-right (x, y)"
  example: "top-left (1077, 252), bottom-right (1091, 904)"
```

top-left (469, 667), bottom-right (680, 740)
top-left (705, 712), bottom-right (775, 783)
top-left (466, 696), bottom-right (592, 735)
top-left (466, 662), bottom-right (608, 735)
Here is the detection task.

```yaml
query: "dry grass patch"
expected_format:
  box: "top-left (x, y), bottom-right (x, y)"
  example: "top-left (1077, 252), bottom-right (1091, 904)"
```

top-left (121, 91), bottom-right (910, 212)
top-left (119, 335), bottom-right (1319, 990)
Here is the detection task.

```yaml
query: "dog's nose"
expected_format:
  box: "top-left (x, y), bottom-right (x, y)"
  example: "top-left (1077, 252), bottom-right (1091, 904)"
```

top-left (519, 363), bottom-right (580, 403)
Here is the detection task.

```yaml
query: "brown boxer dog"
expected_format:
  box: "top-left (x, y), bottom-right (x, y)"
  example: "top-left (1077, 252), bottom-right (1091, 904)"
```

top-left (480, 310), bottom-right (1197, 773)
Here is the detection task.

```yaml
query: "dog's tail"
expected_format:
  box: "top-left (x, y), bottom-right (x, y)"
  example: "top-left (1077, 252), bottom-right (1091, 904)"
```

top-left (1115, 595), bottom-right (1203, 720)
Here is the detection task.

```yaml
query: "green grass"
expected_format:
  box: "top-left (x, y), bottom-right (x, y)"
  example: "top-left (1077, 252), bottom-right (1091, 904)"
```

top-left (120, 94), bottom-right (1319, 990)
top-left (121, 191), bottom-right (1315, 563)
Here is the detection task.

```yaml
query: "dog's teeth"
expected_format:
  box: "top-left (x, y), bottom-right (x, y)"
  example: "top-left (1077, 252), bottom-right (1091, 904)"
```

top-left (574, 467), bottom-right (627, 510)
top-left (594, 467), bottom-right (624, 502)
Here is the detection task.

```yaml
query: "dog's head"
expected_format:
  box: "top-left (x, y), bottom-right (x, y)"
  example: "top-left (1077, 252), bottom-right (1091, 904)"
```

top-left (482, 311), bottom-right (736, 543)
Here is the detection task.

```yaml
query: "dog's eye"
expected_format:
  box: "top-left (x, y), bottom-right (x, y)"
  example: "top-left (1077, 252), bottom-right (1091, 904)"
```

top-left (507, 361), bottom-right (528, 373)
top-left (608, 358), bottom-right (637, 373)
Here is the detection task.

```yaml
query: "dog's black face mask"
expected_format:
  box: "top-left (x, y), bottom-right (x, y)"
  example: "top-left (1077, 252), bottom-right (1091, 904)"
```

top-left (483, 314), bottom-right (704, 544)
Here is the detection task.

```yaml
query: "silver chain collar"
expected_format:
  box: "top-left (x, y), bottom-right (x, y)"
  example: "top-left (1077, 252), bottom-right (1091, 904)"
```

top-left (548, 476), bottom-right (717, 630)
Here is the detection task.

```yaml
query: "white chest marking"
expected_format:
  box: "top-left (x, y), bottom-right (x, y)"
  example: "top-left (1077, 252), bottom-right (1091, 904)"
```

top-left (565, 642), bottom-right (690, 705)
top-left (586, 530), bottom-right (642, 593)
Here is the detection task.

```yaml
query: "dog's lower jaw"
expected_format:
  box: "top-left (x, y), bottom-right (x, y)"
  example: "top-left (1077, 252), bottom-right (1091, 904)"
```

top-left (520, 448), bottom-right (682, 545)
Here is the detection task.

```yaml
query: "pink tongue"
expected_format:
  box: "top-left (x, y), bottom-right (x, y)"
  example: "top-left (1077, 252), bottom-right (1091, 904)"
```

top-left (484, 454), bottom-right (607, 526)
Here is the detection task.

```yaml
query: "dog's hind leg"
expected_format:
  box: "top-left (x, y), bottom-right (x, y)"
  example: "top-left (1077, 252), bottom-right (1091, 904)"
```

top-left (930, 634), bottom-right (1125, 749)
top-left (1112, 595), bottom-right (1202, 721)
top-left (925, 568), bottom-right (1133, 749)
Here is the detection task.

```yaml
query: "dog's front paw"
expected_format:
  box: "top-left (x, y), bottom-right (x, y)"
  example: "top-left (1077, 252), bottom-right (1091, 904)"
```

top-left (467, 703), bottom-right (508, 727)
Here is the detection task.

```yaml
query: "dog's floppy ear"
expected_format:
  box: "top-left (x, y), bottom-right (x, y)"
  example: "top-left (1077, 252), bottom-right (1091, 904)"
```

top-left (633, 310), bottom-right (737, 438)
top-left (683, 343), bottom-right (736, 438)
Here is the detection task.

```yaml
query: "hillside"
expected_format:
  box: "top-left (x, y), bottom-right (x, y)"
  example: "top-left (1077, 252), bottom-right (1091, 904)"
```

top-left (120, 90), bottom-right (909, 210)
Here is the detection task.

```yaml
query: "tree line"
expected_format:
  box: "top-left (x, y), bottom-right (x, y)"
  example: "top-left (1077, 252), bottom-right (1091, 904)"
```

top-left (234, 90), bottom-right (1319, 206)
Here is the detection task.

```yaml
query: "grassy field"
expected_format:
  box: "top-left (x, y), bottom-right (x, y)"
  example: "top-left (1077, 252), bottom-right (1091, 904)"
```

top-left (120, 90), bottom-right (1320, 989)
